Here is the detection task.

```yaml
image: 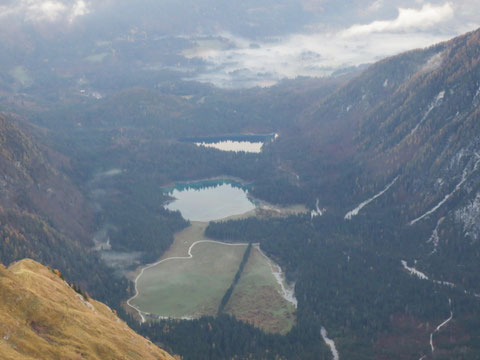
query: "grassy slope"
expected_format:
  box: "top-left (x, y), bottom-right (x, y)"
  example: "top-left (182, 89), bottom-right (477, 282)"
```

top-left (0, 259), bottom-right (173, 360)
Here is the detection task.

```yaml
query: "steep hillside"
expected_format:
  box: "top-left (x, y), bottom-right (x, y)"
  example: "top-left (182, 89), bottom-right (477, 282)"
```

top-left (0, 259), bottom-right (174, 360)
top-left (0, 114), bottom-right (93, 244)
top-left (285, 29), bottom-right (480, 213)
top-left (0, 114), bottom-right (130, 305)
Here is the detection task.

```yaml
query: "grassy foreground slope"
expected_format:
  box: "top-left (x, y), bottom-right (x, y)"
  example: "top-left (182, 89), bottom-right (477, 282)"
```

top-left (0, 259), bottom-right (174, 360)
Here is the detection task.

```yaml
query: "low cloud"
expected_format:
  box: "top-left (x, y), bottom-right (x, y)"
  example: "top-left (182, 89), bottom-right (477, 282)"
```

top-left (343, 3), bottom-right (454, 37)
top-left (185, 2), bottom-right (476, 88)
top-left (186, 30), bottom-right (452, 88)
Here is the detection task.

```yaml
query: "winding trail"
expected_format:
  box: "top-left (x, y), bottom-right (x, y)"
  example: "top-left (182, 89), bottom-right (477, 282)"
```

top-left (127, 240), bottom-right (249, 323)
top-left (345, 177), bottom-right (398, 220)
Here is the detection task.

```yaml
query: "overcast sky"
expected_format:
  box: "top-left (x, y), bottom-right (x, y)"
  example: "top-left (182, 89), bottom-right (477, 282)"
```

top-left (1, 0), bottom-right (479, 87)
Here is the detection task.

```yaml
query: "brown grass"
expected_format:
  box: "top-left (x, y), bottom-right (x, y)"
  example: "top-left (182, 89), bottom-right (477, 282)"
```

top-left (0, 259), bottom-right (174, 360)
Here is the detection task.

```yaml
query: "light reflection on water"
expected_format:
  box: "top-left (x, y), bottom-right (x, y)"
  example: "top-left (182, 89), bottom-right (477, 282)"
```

top-left (164, 181), bottom-right (255, 221)
top-left (195, 140), bottom-right (263, 153)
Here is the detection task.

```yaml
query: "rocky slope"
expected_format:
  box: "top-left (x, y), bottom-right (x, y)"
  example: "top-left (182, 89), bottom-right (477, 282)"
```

top-left (0, 259), bottom-right (174, 360)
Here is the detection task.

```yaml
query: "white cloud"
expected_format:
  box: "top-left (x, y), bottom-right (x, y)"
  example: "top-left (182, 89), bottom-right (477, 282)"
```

top-left (343, 3), bottom-right (454, 37)
top-left (70, 0), bottom-right (90, 22)
top-left (366, 0), bottom-right (385, 13)
top-left (25, 0), bottom-right (67, 22)
top-left (0, 0), bottom-right (91, 23)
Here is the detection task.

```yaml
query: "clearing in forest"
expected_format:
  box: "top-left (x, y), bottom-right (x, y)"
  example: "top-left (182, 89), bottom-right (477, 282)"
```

top-left (130, 221), bottom-right (297, 333)
top-left (132, 240), bottom-right (247, 318)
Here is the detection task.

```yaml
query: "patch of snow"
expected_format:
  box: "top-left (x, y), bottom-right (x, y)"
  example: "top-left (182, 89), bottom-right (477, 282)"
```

top-left (401, 260), bottom-right (429, 280)
top-left (455, 192), bottom-right (480, 241)
top-left (430, 299), bottom-right (453, 354)
top-left (345, 177), bottom-right (398, 220)
top-left (427, 217), bottom-right (445, 255)
top-left (473, 85), bottom-right (480, 106)
top-left (435, 177), bottom-right (444, 189)
top-left (256, 245), bottom-right (298, 308)
top-left (410, 155), bottom-right (480, 225)
top-left (410, 90), bottom-right (445, 136)
top-left (321, 327), bottom-right (339, 360)
top-left (433, 280), bottom-right (455, 288)
top-left (311, 198), bottom-right (326, 219)
top-left (401, 262), bottom-right (476, 295)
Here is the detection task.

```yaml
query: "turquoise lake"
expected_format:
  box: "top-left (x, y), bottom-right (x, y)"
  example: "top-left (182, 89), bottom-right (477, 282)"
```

top-left (164, 180), bottom-right (256, 221)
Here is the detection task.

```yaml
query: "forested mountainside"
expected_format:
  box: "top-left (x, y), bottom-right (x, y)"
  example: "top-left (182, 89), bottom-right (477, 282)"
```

top-left (0, 114), bottom-right (92, 243)
top-left (280, 29), bottom-right (480, 213)
top-left (270, 28), bottom-right (480, 296)
top-left (0, 259), bottom-right (173, 360)
top-left (0, 114), bottom-right (129, 306)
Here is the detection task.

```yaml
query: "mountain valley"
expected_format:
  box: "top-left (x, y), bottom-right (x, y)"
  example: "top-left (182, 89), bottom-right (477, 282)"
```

top-left (0, 4), bottom-right (480, 359)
